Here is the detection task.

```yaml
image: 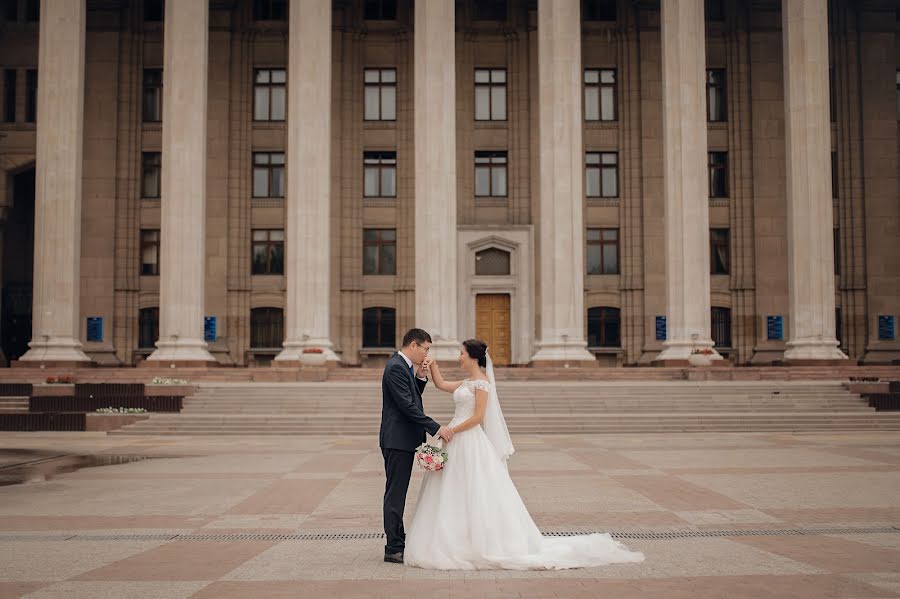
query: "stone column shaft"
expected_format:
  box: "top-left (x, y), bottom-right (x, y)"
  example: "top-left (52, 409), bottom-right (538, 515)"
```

top-left (147, 0), bottom-right (214, 363)
top-left (655, 0), bottom-right (721, 362)
top-left (276, 0), bottom-right (339, 362)
top-left (414, 0), bottom-right (460, 360)
top-left (531, 0), bottom-right (594, 363)
top-left (20, 0), bottom-right (90, 364)
top-left (782, 0), bottom-right (846, 361)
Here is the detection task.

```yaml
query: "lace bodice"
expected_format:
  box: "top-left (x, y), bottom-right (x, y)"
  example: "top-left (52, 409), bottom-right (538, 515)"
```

top-left (450, 379), bottom-right (492, 424)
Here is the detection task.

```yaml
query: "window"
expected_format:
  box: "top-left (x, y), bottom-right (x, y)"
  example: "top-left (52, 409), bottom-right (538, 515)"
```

top-left (3, 0), bottom-right (17, 21)
top-left (708, 151), bottom-right (728, 198)
top-left (3, 69), bottom-right (14, 123)
top-left (710, 228), bottom-right (729, 275)
top-left (474, 151), bottom-right (507, 197)
top-left (475, 248), bottom-right (511, 276)
top-left (896, 70), bottom-right (899, 121)
top-left (252, 229), bottom-right (284, 275)
top-left (707, 69), bottom-right (726, 122)
top-left (586, 152), bottom-right (618, 198)
top-left (474, 69), bottom-right (506, 121)
top-left (140, 230), bottom-right (160, 276)
top-left (363, 151), bottom-right (396, 198)
top-left (584, 69), bottom-right (616, 121)
top-left (363, 307), bottom-right (396, 348)
top-left (143, 69), bottom-right (162, 122)
top-left (711, 307), bottom-right (732, 348)
top-left (831, 151), bottom-right (838, 199)
top-left (144, 0), bottom-right (163, 21)
top-left (138, 307), bottom-right (159, 349)
top-left (835, 307), bottom-right (842, 347)
top-left (364, 68), bottom-right (396, 121)
top-left (473, 0), bottom-right (507, 21)
top-left (250, 308), bottom-right (284, 349)
top-left (364, 0), bottom-right (396, 20)
top-left (24, 0), bottom-right (37, 21)
top-left (363, 229), bottom-right (396, 275)
top-left (252, 152), bottom-right (285, 198)
top-left (24, 69), bottom-right (36, 122)
top-left (705, 0), bottom-right (723, 21)
top-left (582, 0), bottom-right (616, 21)
top-left (141, 152), bottom-right (161, 199)
top-left (829, 67), bottom-right (836, 123)
top-left (254, 69), bottom-right (286, 121)
top-left (587, 228), bottom-right (619, 275)
top-left (587, 307), bottom-right (621, 348)
top-left (253, 0), bottom-right (287, 21)
top-left (833, 227), bottom-right (840, 276)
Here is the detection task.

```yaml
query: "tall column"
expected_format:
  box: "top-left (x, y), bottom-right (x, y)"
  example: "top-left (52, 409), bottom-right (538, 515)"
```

top-left (781, 0), bottom-right (846, 362)
top-left (19, 0), bottom-right (91, 365)
top-left (276, 0), bottom-right (339, 363)
top-left (147, 0), bottom-right (214, 363)
top-left (655, 0), bottom-right (721, 363)
top-left (414, 0), bottom-right (460, 361)
top-left (531, 0), bottom-right (595, 364)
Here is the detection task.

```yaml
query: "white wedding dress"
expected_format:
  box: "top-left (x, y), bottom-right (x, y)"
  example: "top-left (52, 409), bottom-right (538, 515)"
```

top-left (404, 378), bottom-right (644, 570)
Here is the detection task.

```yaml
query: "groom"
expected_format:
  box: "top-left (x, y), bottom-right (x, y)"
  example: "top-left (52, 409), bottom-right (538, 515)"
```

top-left (380, 328), bottom-right (453, 564)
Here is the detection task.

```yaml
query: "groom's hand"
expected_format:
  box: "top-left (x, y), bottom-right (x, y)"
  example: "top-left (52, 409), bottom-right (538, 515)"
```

top-left (437, 425), bottom-right (454, 443)
top-left (419, 357), bottom-right (433, 377)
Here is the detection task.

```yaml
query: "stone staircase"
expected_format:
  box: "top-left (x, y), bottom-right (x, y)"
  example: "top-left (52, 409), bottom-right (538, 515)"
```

top-left (110, 381), bottom-right (900, 435)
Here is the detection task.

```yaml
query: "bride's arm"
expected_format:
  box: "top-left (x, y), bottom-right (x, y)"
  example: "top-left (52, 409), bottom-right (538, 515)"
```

top-left (428, 360), bottom-right (463, 394)
top-left (450, 388), bottom-right (488, 434)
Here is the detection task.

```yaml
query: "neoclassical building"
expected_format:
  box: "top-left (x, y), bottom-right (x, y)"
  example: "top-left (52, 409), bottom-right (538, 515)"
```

top-left (0, 0), bottom-right (897, 368)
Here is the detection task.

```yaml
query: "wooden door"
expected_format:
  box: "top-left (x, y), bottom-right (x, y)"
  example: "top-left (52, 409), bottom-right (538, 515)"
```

top-left (475, 294), bottom-right (511, 366)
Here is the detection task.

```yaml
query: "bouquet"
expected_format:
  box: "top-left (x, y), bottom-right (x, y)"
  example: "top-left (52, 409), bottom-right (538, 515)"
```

top-left (415, 443), bottom-right (448, 472)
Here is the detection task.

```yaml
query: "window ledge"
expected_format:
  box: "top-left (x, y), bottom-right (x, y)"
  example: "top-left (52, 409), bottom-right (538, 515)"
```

top-left (252, 198), bottom-right (284, 208)
top-left (251, 122), bottom-right (286, 130)
top-left (474, 198), bottom-right (508, 208)
top-left (364, 199), bottom-right (397, 208)
top-left (708, 123), bottom-right (728, 131)
top-left (584, 122), bottom-right (619, 130)
top-left (588, 347), bottom-right (623, 354)
top-left (142, 123), bottom-right (162, 132)
top-left (363, 122), bottom-right (397, 130)
top-left (360, 348), bottom-right (396, 355)
top-left (709, 199), bottom-right (729, 207)
top-left (473, 121), bottom-right (509, 129)
top-left (586, 198), bottom-right (620, 207)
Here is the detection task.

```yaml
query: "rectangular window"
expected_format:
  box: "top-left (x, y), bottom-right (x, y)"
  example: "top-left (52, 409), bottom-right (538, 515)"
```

top-left (144, 0), bottom-right (163, 21)
top-left (140, 230), bottom-right (160, 276)
top-left (3, 69), bottom-right (14, 123)
top-left (708, 151), bottom-right (728, 198)
top-left (253, 0), bottom-right (287, 21)
top-left (707, 69), bottom-right (726, 122)
top-left (831, 151), bottom-right (838, 199)
top-left (253, 68), bottom-right (286, 121)
top-left (250, 308), bottom-right (284, 349)
top-left (896, 70), bottom-right (899, 121)
top-left (363, 151), bottom-right (397, 198)
top-left (3, 0), bottom-right (17, 21)
top-left (834, 227), bottom-right (840, 276)
top-left (143, 68), bottom-right (162, 122)
top-left (141, 152), bottom-right (161, 199)
top-left (364, 0), bottom-right (396, 20)
top-left (705, 0), bottom-right (724, 21)
top-left (829, 67), bottom-right (836, 123)
top-left (587, 307), bottom-right (621, 348)
top-left (252, 229), bottom-right (284, 275)
top-left (364, 68), bottom-right (396, 121)
top-left (584, 69), bottom-right (616, 122)
top-left (585, 152), bottom-right (618, 198)
top-left (582, 0), bottom-right (617, 21)
top-left (25, 69), bottom-right (36, 123)
top-left (586, 228), bottom-right (619, 275)
top-left (252, 152), bottom-right (285, 198)
top-left (474, 68), bottom-right (506, 121)
top-left (363, 229), bottom-right (397, 275)
top-left (711, 307), bottom-right (732, 348)
top-left (710, 228), bottom-right (730, 275)
top-left (138, 307), bottom-right (159, 349)
top-left (474, 151), bottom-right (507, 197)
top-left (363, 307), bottom-right (396, 348)
top-left (473, 0), bottom-right (507, 21)
top-left (25, 0), bottom-right (37, 21)
top-left (835, 307), bottom-right (842, 347)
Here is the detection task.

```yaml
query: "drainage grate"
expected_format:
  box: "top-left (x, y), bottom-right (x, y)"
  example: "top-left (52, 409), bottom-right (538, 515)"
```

top-left (1, 526), bottom-right (897, 543)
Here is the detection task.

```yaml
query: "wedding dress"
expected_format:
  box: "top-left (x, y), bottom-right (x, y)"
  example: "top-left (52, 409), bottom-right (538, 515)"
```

top-left (404, 360), bottom-right (644, 570)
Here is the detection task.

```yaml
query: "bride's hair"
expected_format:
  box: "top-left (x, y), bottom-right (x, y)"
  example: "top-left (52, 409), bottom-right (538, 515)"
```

top-left (462, 339), bottom-right (488, 368)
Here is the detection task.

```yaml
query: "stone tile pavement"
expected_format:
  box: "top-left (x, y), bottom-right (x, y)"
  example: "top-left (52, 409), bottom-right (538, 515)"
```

top-left (0, 431), bottom-right (898, 598)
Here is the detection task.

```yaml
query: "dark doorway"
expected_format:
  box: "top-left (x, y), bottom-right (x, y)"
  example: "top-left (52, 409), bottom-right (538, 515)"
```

top-left (2, 167), bottom-right (35, 365)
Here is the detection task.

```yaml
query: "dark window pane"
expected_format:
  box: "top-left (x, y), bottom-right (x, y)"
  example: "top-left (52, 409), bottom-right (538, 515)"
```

top-left (144, 0), bottom-right (163, 21)
top-left (364, 0), bottom-right (396, 20)
top-left (25, 0), bottom-right (37, 21)
top-left (24, 69), bottom-right (36, 123)
top-left (583, 0), bottom-right (616, 21)
top-left (473, 0), bottom-right (507, 21)
top-left (711, 307), bottom-right (732, 348)
top-left (253, 0), bottom-right (287, 20)
top-left (363, 307), bottom-right (396, 347)
top-left (705, 0), bottom-right (724, 21)
top-left (710, 228), bottom-right (730, 275)
top-left (250, 308), bottom-right (284, 348)
top-left (475, 248), bottom-right (511, 276)
top-left (138, 307), bottom-right (159, 349)
top-left (3, 0), bottom-right (17, 21)
top-left (587, 307), bottom-right (620, 348)
top-left (3, 69), bottom-right (15, 123)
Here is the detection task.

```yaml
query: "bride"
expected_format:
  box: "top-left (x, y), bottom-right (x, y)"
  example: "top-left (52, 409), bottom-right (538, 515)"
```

top-left (403, 339), bottom-right (644, 570)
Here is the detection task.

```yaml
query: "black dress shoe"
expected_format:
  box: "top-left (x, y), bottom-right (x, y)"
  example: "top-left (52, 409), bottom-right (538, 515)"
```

top-left (384, 551), bottom-right (404, 564)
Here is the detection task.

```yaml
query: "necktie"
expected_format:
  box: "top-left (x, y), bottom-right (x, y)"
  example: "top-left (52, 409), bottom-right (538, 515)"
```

top-left (410, 364), bottom-right (415, 378)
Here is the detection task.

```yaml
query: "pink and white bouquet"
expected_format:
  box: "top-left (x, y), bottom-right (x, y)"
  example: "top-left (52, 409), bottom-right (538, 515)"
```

top-left (415, 443), bottom-right (448, 472)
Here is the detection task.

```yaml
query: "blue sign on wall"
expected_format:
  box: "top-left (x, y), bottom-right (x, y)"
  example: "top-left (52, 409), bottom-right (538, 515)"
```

top-left (86, 317), bottom-right (103, 342)
top-left (766, 315), bottom-right (783, 341)
top-left (878, 315), bottom-right (895, 340)
top-left (204, 316), bottom-right (217, 342)
top-left (655, 316), bottom-right (666, 341)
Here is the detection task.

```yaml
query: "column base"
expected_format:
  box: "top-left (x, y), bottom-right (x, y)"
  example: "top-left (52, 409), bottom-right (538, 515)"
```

top-left (274, 339), bottom-right (341, 364)
top-left (654, 339), bottom-right (724, 364)
top-left (783, 338), bottom-right (847, 362)
top-left (18, 338), bottom-right (92, 366)
top-left (145, 339), bottom-right (216, 364)
top-left (530, 340), bottom-right (596, 366)
top-left (428, 339), bottom-right (463, 363)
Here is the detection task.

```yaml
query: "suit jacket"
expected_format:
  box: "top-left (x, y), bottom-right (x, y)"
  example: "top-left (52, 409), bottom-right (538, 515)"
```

top-left (379, 352), bottom-right (440, 451)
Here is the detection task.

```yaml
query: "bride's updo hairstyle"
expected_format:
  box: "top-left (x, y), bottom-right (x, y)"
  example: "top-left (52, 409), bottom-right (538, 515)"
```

top-left (462, 339), bottom-right (489, 368)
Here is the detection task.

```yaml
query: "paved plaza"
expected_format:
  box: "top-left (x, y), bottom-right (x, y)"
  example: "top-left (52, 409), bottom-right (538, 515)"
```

top-left (0, 431), bottom-right (898, 598)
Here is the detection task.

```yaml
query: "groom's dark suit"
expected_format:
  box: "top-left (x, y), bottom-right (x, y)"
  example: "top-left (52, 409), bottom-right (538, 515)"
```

top-left (380, 351), bottom-right (440, 555)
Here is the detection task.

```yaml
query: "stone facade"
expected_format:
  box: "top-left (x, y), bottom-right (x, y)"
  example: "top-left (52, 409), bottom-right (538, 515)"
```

top-left (0, 0), bottom-right (897, 368)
